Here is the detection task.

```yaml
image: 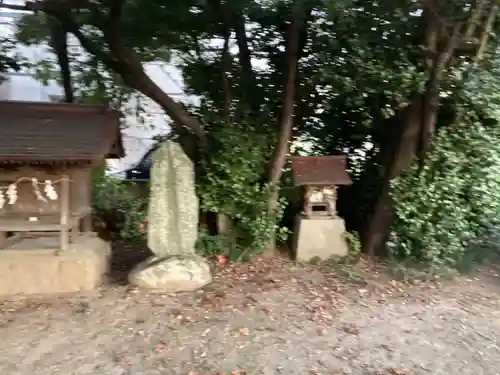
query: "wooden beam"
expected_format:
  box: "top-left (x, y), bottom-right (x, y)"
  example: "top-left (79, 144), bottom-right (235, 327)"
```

top-left (0, 217), bottom-right (73, 231)
top-left (59, 174), bottom-right (70, 251)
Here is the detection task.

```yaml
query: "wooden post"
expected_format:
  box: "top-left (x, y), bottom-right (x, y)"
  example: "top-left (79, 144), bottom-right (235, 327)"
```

top-left (59, 174), bottom-right (70, 251)
top-left (82, 172), bottom-right (93, 232)
top-left (0, 232), bottom-right (6, 248)
top-left (71, 224), bottom-right (80, 243)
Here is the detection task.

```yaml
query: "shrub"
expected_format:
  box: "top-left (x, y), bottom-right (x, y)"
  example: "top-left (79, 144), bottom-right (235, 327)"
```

top-left (388, 118), bottom-right (500, 267)
top-left (92, 172), bottom-right (148, 241)
top-left (196, 121), bottom-right (289, 259)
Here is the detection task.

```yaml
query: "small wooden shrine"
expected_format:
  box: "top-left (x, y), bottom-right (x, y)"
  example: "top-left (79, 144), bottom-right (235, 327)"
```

top-left (0, 100), bottom-right (123, 251)
top-left (290, 155), bottom-right (352, 262)
top-left (290, 155), bottom-right (352, 219)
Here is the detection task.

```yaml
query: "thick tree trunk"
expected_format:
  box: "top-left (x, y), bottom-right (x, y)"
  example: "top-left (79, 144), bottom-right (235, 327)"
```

top-left (363, 0), bottom-right (497, 257)
top-left (363, 71), bottom-right (450, 257)
top-left (216, 213), bottom-right (232, 237)
top-left (363, 97), bottom-right (424, 257)
top-left (361, 0), bottom-right (485, 257)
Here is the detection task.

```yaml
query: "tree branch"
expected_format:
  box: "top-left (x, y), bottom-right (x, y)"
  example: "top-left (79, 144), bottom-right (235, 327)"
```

top-left (434, 21), bottom-right (463, 77)
top-left (31, 0), bottom-right (207, 145)
top-left (464, 0), bottom-right (489, 40)
top-left (233, 12), bottom-right (254, 82)
top-left (422, 2), bottom-right (440, 68)
top-left (106, 0), bottom-right (125, 22)
top-left (206, 0), bottom-right (233, 118)
top-left (473, 4), bottom-right (498, 63)
top-left (47, 16), bottom-right (73, 103)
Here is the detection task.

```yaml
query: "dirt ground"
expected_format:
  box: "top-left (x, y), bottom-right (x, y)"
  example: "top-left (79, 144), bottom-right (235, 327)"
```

top-left (1, 249), bottom-right (500, 375)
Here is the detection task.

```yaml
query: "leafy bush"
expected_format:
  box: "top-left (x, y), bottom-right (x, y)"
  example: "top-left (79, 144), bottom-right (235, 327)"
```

top-left (388, 118), bottom-right (500, 267)
top-left (344, 231), bottom-right (362, 257)
top-left (197, 121), bottom-right (289, 259)
top-left (195, 229), bottom-right (246, 260)
top-left (92, 172), bottom-right (148, 241)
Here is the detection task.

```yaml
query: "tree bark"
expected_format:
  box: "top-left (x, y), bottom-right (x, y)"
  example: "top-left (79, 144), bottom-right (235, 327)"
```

top-left (37, 0), bottom-right (207, 150)
top-left (264, 3), bottom-right (310, 253)
top-left (267, 4), bottom-right (309, 186)
top-left (233, 11), bottom-right (259, 114)
top-left (47, 16), bottom-right (73, 103)
top-left (363, 1), bottom-right (498, 258)
top-left (362, 98), bottom-right (423, 257)
top-left (215, 4), bottom-right (235, 236)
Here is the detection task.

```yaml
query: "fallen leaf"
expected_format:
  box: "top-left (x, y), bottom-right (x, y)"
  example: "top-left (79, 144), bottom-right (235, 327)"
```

top-left (388, 368), bottom-right (410, 375)
top-left (316, 327), bottom-right (327, 336)
top-left (238, 327), bottom-right (250, 336)
top-left (218, 255), bottom-right (228, 265)
top-left (342, 324), bottom-right (359, 335)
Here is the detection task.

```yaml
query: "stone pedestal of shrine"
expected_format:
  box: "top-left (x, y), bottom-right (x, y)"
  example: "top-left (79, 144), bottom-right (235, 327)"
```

top-left (0, 233), bottom-right (110, 296)
top-left (293, 215), bottom-right (348, 262)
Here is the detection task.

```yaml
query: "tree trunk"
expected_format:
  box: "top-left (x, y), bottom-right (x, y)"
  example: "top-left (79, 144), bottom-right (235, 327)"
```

top-left (46, 4), bottom-right (208, 152)
top-left (48, 17), bottom-right (73, 103)
top-left (361, 0), bottom-right (483, 257)
top-left (363, 96), bottom-right (424, 257)
top-left (216, 9), bottom-right (235, 238)
top-left (264, 4), bottom-right (306, 255)
top-left (216, 213), bottom-right (232, 236)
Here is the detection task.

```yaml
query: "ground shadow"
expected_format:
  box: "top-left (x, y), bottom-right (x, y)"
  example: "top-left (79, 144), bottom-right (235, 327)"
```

top-left (107, 239), bottom-right (152, 284)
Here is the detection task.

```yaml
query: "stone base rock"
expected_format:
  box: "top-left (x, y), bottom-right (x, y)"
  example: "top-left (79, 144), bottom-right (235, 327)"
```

top-left (293, 215), bottom-right (348, 262)
top-left (0, 233), bottom-right (110, 296)
top-left (128, 254), bottom-right (212, 292)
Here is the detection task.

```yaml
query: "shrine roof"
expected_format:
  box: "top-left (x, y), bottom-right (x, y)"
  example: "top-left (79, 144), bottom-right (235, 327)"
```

top-left (290, 155), bottom-right (352, 186)
top-left (0, 100), bottom-right (124, 164)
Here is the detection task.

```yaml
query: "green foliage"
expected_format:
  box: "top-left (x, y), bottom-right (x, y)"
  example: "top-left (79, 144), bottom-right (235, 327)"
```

top-left (344, 231), bottom-right (362, 256)
top-left (195, 229), bottom-right (236, 258)
top-left (16, 12), bottom-right (145, 121)
top-left (13, 0), bottom-right (500, 269)
top-left (92, 173), bottom-right (148, 241)
top-left (0, 37), bottom-right (23, 82)
top-left (388, 53), bottom-right (500, 268)
top-left (196, 119), bottom-right (289, 258)
top-left (388, 118), bottom-right (500, 267)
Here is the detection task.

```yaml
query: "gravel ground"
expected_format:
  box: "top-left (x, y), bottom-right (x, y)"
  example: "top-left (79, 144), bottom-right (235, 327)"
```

top-left (1, 255), bottom-right (500, 375)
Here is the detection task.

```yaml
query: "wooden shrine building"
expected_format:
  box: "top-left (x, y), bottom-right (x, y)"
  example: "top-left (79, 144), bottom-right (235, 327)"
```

top-left (0, 100), bottom-right (124, 251)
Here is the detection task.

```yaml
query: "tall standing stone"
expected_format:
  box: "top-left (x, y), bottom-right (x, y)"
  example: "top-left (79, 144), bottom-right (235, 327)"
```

top-left (147, 140), bottom-right (198, 256)
top-left (128, 140), bottom-right (212, 292)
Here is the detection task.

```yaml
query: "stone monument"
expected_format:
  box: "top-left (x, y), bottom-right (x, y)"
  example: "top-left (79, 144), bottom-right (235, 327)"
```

top-left (290, 155), bottom-right (352, 262)
top-left (128, 140), bottom-right (212, 292)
